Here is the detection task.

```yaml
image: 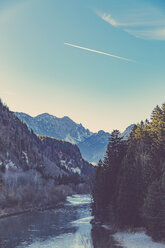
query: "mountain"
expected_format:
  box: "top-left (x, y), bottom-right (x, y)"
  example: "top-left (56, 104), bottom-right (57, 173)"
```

top-left (121, 124), bottom-right (135, 140)
top-left (15, 112), bottom-right (92, 144)
top-left (15, 112), bottom-right (134, 163)
top-left (79, 126), bottom-right (134, 163)
top-left (0, 101), bottom-right (93, 178)
top-left (15, 112), bottom-right (110, 163)
top-left (40, 137), bottom-right (94, 176)
top-left (0, 100), bottom-right (95, 214)
top-left (78, 130), bottom-right (110, 163)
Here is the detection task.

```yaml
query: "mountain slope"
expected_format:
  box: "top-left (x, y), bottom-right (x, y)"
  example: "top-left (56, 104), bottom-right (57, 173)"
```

top-left (78, 130), bottom-right (110, 163)
top-left (15, 112), bottom-right (110, 163)
top-left (15, 112), bottom-right (134, 163)
top-left (79, 125), bottom-right (134, 162)
top-left (121, 124), bottom-right (135, 140)
top-left (0, 101), bottom-right (93, 178)
top-left (15, 112), bottom-right (92, 144)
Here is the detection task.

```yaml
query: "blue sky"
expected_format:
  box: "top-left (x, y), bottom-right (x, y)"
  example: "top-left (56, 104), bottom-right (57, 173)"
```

top-left (0, 0), bottom-right (165, 132)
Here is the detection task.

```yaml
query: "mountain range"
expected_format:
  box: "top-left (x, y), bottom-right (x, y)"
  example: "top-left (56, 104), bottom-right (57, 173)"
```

top-left (15, 112), bottom-right (134, 163)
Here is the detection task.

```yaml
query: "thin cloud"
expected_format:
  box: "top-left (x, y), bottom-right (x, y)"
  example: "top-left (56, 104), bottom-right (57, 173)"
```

top-left (64, 42), bottom-right (134, 62)
top-left (98, 12), bottom-right (165, 28)
top-left (99, 13), bottom-right (120, 27)
top-left (97, 7), bottom-right (165, 40)
top-left (97, 12), bottom-right (140, 27)
top-left (126, 28), bottom-right (165, 40)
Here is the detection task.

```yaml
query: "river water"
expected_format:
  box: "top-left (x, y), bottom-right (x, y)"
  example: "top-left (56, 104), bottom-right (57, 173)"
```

top-left (0, 194), bottom-right (122, 248)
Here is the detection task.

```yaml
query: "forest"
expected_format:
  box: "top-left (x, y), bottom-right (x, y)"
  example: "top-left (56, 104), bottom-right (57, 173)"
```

top-left (92, 103), bottom-right (165, 242)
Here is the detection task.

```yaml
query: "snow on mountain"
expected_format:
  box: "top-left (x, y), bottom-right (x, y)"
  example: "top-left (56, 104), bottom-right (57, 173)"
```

top-left (121, 124), bottom-right (135, 140)
top-left (78, 130), bottom-right (110, 163)
top-left (15, 112), bottom-right (134, 163)
top-left (0, 102), bottom-right (94, 179)
top-left (15, 112), bottom-right (92, 144)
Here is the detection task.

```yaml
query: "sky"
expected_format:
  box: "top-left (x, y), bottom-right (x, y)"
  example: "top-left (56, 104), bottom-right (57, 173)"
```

top-left (0, 0), bottom-right (165, 132)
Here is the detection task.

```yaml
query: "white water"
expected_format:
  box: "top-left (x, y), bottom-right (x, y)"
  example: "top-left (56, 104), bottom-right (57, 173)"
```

top-left (66, 194), bottom-right (92, 206)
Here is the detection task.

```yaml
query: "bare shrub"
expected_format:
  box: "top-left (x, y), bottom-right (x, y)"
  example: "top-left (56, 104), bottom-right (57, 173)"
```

top-left (0, 168), bottom-right (70, 210)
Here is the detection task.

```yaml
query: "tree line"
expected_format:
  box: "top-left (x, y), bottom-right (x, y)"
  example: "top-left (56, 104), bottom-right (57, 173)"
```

top-left (92, 103), bottom-right (165, 242)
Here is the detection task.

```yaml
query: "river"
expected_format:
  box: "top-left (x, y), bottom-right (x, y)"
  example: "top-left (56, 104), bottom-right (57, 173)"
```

top-left (0, 195), bottom-right (164, 248)
top-left (0, 194), bottom-right (120, 248)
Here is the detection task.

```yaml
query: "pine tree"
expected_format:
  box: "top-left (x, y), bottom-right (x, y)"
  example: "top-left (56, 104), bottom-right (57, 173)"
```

top-left (92, 159), bottom-right (111, 218)
top-left (92, 130), bottom-right (126, 221)
top-left (116, 159), bottom-right (143, 228)
top-left (92, 103), bottom-right (165, 241)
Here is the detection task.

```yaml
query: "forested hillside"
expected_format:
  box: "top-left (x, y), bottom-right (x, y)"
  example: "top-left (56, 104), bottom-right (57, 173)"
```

top-left (92, 103), bottom-right (165, 242)
top-left (0, 99), bottom-right (93, 216)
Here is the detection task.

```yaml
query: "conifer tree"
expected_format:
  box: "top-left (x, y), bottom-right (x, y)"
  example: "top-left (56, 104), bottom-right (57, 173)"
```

top-left (92, 159), bottom-right (107, 217)
top-left (92, 103), bottom-right (165, 241)
top-left (143, 178), bottom-right (165, 241)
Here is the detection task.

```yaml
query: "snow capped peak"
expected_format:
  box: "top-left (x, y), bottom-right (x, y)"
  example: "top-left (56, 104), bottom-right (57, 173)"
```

top-left (122, 124), bottom-right (135, 140)
top-left (15, 112), bottom-right (93, 144)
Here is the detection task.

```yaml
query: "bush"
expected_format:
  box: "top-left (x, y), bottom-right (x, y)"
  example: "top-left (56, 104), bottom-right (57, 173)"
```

top-left (0, 169), bottom-right (71, 210)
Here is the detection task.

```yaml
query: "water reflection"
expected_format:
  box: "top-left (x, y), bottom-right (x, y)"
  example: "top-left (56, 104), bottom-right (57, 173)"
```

top-left (91, 225), bottom-right (123, 248)
top-left (0, 207), bottom-right (78, 248)
top-left (0, 195), bottom-right (123, 248)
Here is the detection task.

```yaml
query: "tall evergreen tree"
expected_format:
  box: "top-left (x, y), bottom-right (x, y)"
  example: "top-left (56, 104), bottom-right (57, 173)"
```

top-left (92, 159), bottom-right (107, 218)
top-left (92, 130), bottom-right (126, 221)
top-left (143, 176), bottom-right (165, 241)
top-left (92, 103), bottom-right (165, 241)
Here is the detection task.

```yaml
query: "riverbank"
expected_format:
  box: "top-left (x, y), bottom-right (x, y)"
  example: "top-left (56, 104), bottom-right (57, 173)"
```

top-left (0, 201), bottom-right (65, 219)
top-left (114, 231), bottom-right (165, 248)
top-left (0, 185), bottom-right (75, 219)
top-left (91, 219), bottom-right (165, 248)
top-left (0, 190), bottom-right (90, 220)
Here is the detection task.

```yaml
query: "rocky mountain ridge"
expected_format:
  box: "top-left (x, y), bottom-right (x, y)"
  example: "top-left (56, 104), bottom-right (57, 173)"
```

top-left (15, 112), bottom-right (134, 163)
top-left (15, 112), bottom-right (92, 144)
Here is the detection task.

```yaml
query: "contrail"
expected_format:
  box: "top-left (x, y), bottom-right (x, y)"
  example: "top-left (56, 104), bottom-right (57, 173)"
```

top-left (64, 42), bottom-right (134, 62)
